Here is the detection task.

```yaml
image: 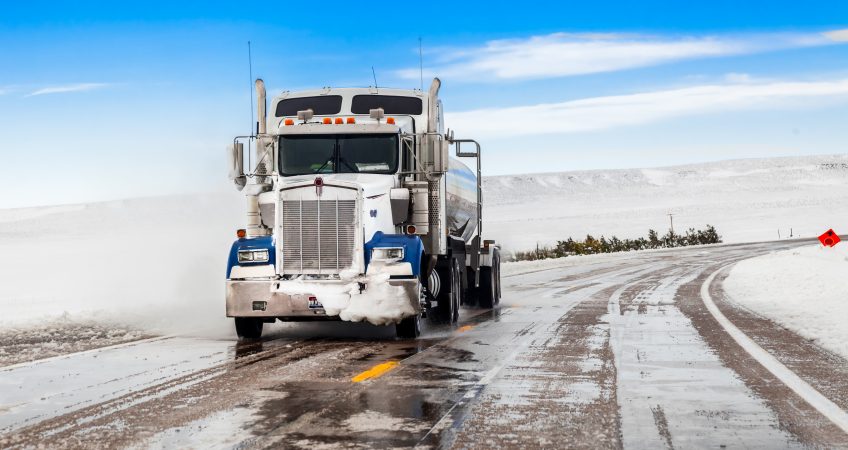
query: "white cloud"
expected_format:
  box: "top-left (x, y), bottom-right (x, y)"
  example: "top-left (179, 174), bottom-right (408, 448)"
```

top-left (27, 83), bottom-right (110, 96)
top-left (445, 78), bottom-right (848, 138)
top-left (823, 29), bottom-right (848, 42)
top-left (401, 31), bottom-right (843, 82)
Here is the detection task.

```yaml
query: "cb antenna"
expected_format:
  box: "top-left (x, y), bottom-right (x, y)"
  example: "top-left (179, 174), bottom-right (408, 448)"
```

top-left (371, 66), bottom-right (378, 92)
top-left (247, 41), bottom-right (254, 169)
top-left (248, 41), bottom-right (255, 137)
top-left (418, 37), bottom-right (424, 91)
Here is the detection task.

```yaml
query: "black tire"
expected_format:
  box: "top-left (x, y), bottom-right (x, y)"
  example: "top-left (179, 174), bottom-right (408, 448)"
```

top-left (478, 249), bottom-right (501, 309)
top-left (234, 317), bottom-right (263, 340)
top-left (396, 314), bottom-right (421, 339)
top-left (452, 259), bottom-right (461, 323)
top-left (494, 249), bottom-right (502, 304)
top-left (430, 257), bottom-right (459, 324)
top-left (465, 270), bottom-right (479, 307)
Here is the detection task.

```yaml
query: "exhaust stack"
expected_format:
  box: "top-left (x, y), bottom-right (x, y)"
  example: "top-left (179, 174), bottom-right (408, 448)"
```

top-left (246, 78), bottom-right (271, 238)
top-left (256, 79), bottom-right (266, 134)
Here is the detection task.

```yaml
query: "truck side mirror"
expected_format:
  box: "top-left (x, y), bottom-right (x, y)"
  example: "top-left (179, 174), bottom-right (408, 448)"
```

top-left (427, 134), bottom-right (449, 173)
top-left (228, 143), bottom-right (246, 191)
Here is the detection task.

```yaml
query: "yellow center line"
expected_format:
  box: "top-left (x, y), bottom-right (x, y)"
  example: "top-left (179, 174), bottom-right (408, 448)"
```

top-left (457, 324), bottom-right (475, 333)
top-left (351, 360), bottom-right (400, 383)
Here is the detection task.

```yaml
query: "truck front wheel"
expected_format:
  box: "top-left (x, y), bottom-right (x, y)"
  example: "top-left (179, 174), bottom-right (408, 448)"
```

top-left (234, 317), bottom-right (263, 340)
top-left (396, 314), bottom-right (421, 339)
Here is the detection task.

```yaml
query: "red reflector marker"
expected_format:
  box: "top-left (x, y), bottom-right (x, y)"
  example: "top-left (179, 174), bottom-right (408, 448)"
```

top-left (818, 229), bottom-right (841, 247)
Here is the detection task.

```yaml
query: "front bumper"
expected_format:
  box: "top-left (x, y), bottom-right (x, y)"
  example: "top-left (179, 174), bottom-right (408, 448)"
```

top-left (225, 278), bottom-right (421, 320)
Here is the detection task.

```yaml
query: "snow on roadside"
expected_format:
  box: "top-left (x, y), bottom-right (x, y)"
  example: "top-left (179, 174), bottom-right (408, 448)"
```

top-left (0, 316), bottom-right (149, 367)
top-left (724, 243), bottom-right (848, 360)
top-left (501, 244), bottom-right (720, 277)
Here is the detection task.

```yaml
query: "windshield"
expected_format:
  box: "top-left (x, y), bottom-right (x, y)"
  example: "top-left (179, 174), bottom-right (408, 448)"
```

top-left (279, 134), bottom-right (399, 176)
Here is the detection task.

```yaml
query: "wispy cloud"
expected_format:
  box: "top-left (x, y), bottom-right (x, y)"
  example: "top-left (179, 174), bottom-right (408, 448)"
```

top-left (445, 78), bottom-right (848, 138)
top-left (400, 31), bottom-right (845, 82)
top-left (823, 29), bottom-right (848, 42)
top-left (27, 83), bottom-right (110, 97)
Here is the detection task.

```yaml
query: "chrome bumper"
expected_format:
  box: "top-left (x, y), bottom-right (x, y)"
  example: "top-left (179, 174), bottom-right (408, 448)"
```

top-left (225, 278), bottom-right (421, 319)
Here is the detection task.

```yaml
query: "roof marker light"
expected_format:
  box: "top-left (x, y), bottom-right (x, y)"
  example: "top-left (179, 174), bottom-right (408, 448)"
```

top-left (322, 117), bottom-right (332, 124)
top-left (386, 117), bottom-right (396, 125)
top-left (346, 117), bottom-right (356, 124)
top-left (334, 117), bottom-right (344, 124)
top-left (284, 118), bottom-right (294, 126)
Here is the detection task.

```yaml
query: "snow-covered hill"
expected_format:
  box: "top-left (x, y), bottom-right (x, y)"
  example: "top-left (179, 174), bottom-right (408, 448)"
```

top-left (484, 154), bottom-right (848, 250)
top-left (0, 154), bottom-right (846, 331)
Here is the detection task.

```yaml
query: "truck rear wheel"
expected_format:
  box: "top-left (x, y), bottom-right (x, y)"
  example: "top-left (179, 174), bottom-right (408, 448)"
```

top-left (234, 317), bottom-right (263, 340)
top-left (396, 314), bottom-right (421, 339)
top-left (430, 257), bottom-right (460, 324)
top-left (477, 248), bottom-right (501, 309)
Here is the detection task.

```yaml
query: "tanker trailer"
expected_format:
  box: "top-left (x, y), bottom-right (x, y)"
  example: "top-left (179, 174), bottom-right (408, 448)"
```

top-left (225, 78), bottom-right (501, 340)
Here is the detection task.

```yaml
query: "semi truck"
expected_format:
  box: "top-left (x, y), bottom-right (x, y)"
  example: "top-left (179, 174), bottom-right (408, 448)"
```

top-left (225, 78), bottom-right (501, 339)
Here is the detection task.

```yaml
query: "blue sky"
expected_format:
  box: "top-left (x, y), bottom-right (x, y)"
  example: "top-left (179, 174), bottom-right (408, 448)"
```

top-left (1, 1), bottom-right (847, 208)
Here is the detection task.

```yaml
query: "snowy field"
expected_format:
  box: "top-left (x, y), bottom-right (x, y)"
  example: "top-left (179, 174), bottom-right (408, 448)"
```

top-left (724, 243), bottom-right (848, 360)
top-left (485, 154), bottom-right (848, 251)
top-left (0, 154), bottom-right (846, 349)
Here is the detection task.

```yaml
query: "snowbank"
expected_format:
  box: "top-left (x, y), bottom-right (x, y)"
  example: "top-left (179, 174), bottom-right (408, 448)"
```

top-left (724, 243), bottom-right (848, 360)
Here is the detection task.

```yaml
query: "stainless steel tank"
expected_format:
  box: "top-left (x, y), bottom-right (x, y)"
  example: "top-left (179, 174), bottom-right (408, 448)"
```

top-left (445, 157), bottom-right (478, 242)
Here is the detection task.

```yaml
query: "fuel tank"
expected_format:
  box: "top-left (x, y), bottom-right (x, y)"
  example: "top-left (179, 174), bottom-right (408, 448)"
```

top-left (445, 158), bottom-right (478, 242)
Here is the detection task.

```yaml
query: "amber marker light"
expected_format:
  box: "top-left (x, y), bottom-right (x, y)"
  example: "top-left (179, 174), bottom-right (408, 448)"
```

top-left (284, 118), bottom-right (294, 126)
top-left (335, 117), bottom-right (344, 124)
top-left (386, 117), bottom-right (396, 125)
top-left (322, 117), bottom-right (332, 124)
top-left (236, 229), bottom-right (247, 238)
top-left (346, 117), bottom-right (356, 124)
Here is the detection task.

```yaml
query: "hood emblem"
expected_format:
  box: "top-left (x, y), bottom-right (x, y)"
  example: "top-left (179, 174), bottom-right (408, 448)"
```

top-left (314, 177), bottom-right (323, 197)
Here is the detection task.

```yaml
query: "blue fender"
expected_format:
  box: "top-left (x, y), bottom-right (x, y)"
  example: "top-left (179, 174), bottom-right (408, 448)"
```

top-left (227, 236), bottom-right (275, 278)
top-left (364, 232), bottom-right (424, 277)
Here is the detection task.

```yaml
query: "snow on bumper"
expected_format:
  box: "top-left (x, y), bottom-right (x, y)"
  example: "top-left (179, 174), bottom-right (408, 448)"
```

top-left (226, 276), bottom-right (420, 325)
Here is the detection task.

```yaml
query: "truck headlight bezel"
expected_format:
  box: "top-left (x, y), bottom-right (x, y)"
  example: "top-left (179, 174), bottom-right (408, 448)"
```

top-left (371, 246), bottom-right (405, 263)
top-left (237, 249), bottom-right (270, 264)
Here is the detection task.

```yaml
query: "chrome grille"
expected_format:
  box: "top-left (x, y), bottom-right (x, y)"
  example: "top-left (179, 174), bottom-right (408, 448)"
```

top-left (282, 199), bottom-right (356, 273)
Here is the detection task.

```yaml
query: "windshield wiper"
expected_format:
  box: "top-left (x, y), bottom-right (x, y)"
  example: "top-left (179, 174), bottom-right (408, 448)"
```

top-left (338, 156), bottom-right (359, 173)
top-left (314, 157), bottom-right (333, 174)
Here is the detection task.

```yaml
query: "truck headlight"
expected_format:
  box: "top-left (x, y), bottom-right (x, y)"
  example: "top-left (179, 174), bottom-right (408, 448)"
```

top-left (371, 247), bottom-right (404, 262)
top-left (238, 249), bottom-right (270, 263)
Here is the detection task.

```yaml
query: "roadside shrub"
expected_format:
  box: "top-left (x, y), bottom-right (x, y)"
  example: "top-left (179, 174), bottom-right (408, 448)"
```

top-left (511, 225), bottom-right (722, 261)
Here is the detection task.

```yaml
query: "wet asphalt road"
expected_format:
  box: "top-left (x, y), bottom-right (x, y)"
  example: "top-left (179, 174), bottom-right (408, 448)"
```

top-left (2, 240), bottom-right (848, 449)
